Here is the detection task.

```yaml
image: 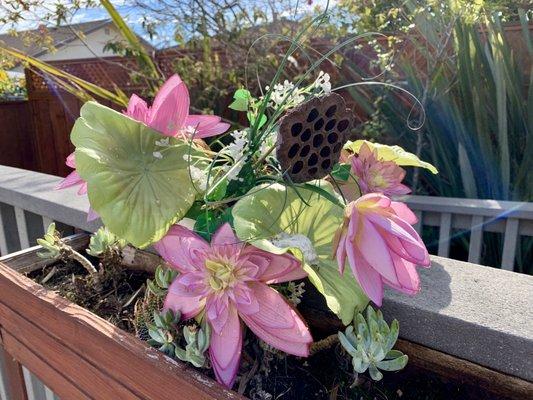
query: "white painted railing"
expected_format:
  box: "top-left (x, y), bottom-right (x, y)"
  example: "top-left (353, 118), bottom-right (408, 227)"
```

top-left (0, 165), bottom-right (531, 271)
top-left (404, 195), bottom-right (533, 270)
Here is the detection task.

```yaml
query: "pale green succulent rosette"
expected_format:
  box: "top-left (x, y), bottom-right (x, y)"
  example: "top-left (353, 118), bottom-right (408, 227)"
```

top-left (232, 180), bottom-right (368, 325)
top-left (71, 101), bottom-right (204, 248)
top-left (345, 140), bottom-right (438, 174)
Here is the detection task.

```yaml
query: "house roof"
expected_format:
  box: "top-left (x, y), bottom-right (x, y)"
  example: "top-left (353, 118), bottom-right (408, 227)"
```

top-left (0, 19), bottom-right (115, 58)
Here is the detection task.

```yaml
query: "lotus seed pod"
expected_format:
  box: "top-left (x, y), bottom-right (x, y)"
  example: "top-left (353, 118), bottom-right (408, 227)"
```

top-left (276, 93), bottom-right (354, 183)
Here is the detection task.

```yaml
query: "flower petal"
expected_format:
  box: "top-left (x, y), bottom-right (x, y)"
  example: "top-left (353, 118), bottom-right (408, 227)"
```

top-left (239, 282), bottom-right (312, 353)
top-left (241, 248), bottom-right (306, 284)
top-left (154, 224), bottom-right (209, 272)
top-left (210, 304), bottom-right (242, 388)
top-left (390, 201), bottom-right (418, 225)
top-left (163, 279), bottom-right (205, 319)
top-left (357, 217), bottom-right (398, 285)
top-left (66, 152), bottom-right (76, 168)
top-left (185, 115), bottom-right (230, 138)
top-left (346, 243), bottom-right (384, 306)
top-left (383, 253), bottom-right (421, 295)
top-left (125, 94), bottom-right (149, 123)
top-left (86, 207), bottom-right (99, 222)
top-left (148, 74), bottom-right (190, 136)
top-left (56, 171), bottom-right (83, 190)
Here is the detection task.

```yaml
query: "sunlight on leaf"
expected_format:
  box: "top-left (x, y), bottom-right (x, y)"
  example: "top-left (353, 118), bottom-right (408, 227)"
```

top-left (232, 181), bottom-right (368, 324)
top-left (72, 101), bottom-right (202, 248)
top-left (345, 140), bottom-right (438, 174)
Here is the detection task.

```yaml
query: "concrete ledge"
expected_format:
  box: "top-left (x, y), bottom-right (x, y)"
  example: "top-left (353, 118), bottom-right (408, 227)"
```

top-left (383, 256), bottom-right (533, 381)
top-left (0, 165), bottom-right (100, 233)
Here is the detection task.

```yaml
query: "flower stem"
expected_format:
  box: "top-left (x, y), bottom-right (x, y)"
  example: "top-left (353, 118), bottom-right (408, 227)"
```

top-left (309, 333), bottom-right (339, 356)
top-left (65, 247), bottom-right (98, 275)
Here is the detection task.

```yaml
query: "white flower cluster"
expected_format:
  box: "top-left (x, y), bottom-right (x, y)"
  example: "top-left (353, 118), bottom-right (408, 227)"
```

top-left (220, 130), bottom-right (249, 182)
top-left (182, 154), bottom-right (208, 191)
top-left (266, 80), bottom-right (305, 108)
top-left (313, 71), bottom-right (331, 94)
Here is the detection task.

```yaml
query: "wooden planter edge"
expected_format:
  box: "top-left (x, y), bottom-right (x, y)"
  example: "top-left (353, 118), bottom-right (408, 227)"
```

top-left (0, 251), bottom-right (243, 400)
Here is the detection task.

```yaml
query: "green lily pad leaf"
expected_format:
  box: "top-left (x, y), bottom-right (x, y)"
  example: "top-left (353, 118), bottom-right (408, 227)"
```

top-left (229, 88), bottom-right (251, 111)
top-left (232, 181), bottom-right (368, 324)
top-left (71, 101), bottom-right (202, 248)
top-left (345, 140), bottom-right (438, 174)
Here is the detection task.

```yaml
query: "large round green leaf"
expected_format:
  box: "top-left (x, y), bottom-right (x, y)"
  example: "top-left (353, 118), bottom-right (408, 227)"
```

top-left (232, 181), bottom-right (368, 325)
top-left (71, 101), bottom-right (202, 248)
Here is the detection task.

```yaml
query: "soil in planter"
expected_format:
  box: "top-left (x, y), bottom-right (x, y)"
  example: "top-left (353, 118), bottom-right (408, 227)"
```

top-left (28, 260), bottom-right (507, 400)
top-left (27, 258), bottom-right (150, 333)
top-left (237, 335), bottom-right (501, 400)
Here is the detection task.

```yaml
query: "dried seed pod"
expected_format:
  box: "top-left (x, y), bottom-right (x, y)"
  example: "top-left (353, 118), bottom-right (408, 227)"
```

top-left (276, 93), bottom-right (353, 183)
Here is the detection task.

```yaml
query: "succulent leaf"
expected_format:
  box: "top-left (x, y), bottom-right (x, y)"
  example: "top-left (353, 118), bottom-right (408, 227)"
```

top-left (339, 305), bottom-right (407, 382)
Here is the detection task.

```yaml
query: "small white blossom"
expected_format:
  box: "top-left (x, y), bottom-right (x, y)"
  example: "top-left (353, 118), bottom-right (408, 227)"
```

top-left (219, 130), bottom-right (249, 182)
top-left (155, 137), bottom-right (170, 147)
top-left (152, 151), bottom-right (163, 159)
top-left (188, 165), bottom-right (208, 191)
top-left (267, 80), bottom-right (305, 108)
top-left (314, 71), bottom-right (331, 94)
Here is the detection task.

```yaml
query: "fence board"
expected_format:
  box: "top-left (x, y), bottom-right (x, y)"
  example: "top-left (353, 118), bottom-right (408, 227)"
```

top-left (0, 101), bottom-right (35, 171)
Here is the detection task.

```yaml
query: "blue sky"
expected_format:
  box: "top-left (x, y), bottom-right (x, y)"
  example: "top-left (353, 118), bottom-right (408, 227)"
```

top-left (1, 0), bottom-right (337, 48)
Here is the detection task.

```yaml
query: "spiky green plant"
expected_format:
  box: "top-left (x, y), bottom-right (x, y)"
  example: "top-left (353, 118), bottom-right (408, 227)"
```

top-left (338, 306), bottom-right (408, 382)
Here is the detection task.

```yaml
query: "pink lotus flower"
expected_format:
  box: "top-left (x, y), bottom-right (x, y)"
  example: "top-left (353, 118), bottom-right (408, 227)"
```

top-left (333, 193), bottom-right (430, 306)
top-left (58, 74), bottom-right (229, 220)
top-left (155, 223), bottom-right (312, 388)
top-left (124, 74), bottom-right (230, 138)
top-left (351, 143), bottom-right (411, 196)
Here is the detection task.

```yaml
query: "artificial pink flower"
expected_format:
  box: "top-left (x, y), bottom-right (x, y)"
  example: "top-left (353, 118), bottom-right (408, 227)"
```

top-left (124, 74), bottom-right (230, 138)
top-left (155, 223), bottom-right (312, 388)
top-left (333, 193), bottom-right (430, 306)
top-left (351, 143), bottom-right (411, 196)
top-left (56, 153), bottom-right (98, 221)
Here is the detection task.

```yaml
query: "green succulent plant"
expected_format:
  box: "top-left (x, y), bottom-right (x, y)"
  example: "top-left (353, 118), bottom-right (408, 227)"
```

top-left (37, 223), bottom-right (62, 259)
top-left (37, 223), bottom-right (97, 276)
top-left (146, 265), bottom-right (179, 296)
top-left (338, 306), bottom-right (408, 382)
top-left (174, 322), bottom-right (211, 368)
top-left (86, 227), bottom-right (126, 257)
top-left (147, 309), bottom-right (210, 368)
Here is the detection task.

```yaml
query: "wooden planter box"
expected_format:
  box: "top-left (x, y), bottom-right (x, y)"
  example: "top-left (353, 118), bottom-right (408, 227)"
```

top-left (0, 235), bottom-right (531, 400)
top-left (0, 235), bottom-right (242, 400)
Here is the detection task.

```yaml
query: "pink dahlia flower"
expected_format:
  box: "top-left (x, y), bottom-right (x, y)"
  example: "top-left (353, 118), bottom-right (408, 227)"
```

top-left (155, 223), bottom-right (312, 388)
top-left (124, 74), bottom-right (230, 138)
top-left (333, 193), bottom-right (430, 306)
top-left (351, 143), bottom-right (411, 196)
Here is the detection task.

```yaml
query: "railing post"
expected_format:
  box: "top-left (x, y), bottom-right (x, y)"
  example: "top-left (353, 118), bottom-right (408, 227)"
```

top-left (0, 207), bottom-right (8, 256)
top-left (502, 218), bottom-right (519, 271)
top-left (468, 215), bottom-right (484, 264)
top-left (14, 208), bottom-right (29, 250)
top-left (438, 213), bottom-right (452, 257)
